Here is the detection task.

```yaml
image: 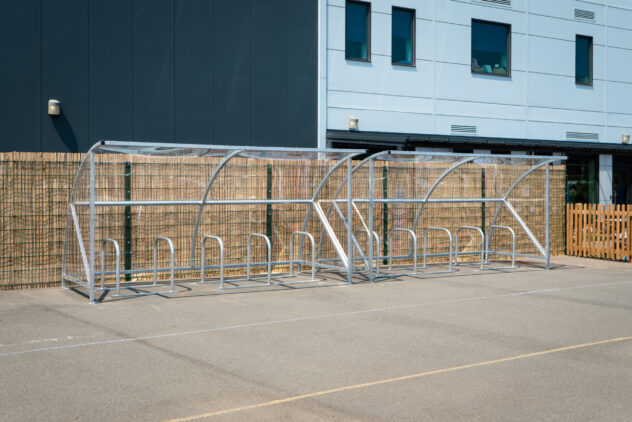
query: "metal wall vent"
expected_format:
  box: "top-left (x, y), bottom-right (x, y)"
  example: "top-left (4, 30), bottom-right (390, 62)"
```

top-left (566, 131), bottom-right (599, 141)
top-left (574, 9), bottom-right (595, 21)
top-left (478, 0), bottom-right (512, 6)
top-left (451, 125), bottom-right (478, 134)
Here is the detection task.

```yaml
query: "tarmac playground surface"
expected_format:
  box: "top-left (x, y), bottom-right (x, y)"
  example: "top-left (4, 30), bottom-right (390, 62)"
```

top-left (1, 256), bottom-right (631, 421)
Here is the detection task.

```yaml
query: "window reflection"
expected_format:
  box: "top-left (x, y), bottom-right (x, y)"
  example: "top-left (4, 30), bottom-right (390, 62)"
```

top-left (392, 7), bottom-right (415, 65)
top-left (576, 35), bottom-right (593, 85)
top-left (346, 1), bottom-right (370, 61)
top-left (471, 20), bottom-right (510, 76)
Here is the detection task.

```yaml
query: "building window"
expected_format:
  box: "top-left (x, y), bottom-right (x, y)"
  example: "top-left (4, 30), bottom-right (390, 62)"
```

top-left (471, 19), bottom-right (511, 77)
top-left (576, 35), bottom-right (593, 86)
top-left (346, 0), bottom-right (370, 61)
top-left (392, 7), bottom-right (415, 66)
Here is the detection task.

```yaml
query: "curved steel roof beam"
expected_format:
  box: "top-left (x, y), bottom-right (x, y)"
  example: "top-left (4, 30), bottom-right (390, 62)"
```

top-left (488, 158), bottom-right (559, 233)
top-left (190, 150), bottom-right (244, 266)
top-left (411, 157), bottom-right (477, 232)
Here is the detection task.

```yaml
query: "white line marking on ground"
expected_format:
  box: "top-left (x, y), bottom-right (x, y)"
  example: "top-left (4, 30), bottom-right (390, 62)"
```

top-left (165, 336), bottom-right (632, 421)
top-left (1, 280), bottom-right (630, 358)
top-left (0, 334), bottom-right (99, 348)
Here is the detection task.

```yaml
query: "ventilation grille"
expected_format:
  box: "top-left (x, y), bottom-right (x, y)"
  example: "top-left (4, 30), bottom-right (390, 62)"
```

top-left (479, 0), bottom-right (511, 5)
top-left (566, 131), bottom-right (599, 141)
top-left (451, 125), bottom-right (478, 135)
top-left (574, 9), bottom-right (595, 21)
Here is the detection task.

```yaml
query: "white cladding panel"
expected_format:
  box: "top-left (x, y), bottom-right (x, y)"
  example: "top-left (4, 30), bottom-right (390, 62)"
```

top-left (325, 0), bottom-right (632, 143)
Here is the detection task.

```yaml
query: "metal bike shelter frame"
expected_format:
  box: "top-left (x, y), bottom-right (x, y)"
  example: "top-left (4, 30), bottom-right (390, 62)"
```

top-left (62, 141), bottom-right (364, 303)
top-left (326, 150), bottom-right (565, 283)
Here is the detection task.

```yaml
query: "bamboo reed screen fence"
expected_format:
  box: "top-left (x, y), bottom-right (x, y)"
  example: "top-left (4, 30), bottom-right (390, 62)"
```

top-left (1, 151), bottom-right (566, 290)
top-left (566, 203), bottom-right (631, 261)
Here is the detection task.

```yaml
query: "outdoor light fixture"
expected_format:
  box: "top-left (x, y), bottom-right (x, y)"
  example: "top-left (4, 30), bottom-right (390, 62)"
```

top-left (622, 134), bottom-right (630, 144)
top-left (348, 117), bottom-right (359, 131)
top-left (48, 99), bottom-right (61, 116)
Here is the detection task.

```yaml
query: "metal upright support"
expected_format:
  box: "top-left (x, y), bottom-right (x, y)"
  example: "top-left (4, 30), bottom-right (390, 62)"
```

top-left (347, 158), bottom-right (353, 284)
top-left (100, 239), bottom-right (121, 295)
top-left (368, 159), bottom-right (375, 283)
top-left (247, 233), bottom-right (272, 285)
top-left (545, 163), bottom-right (551, 270)
top-left (89, 153), bottom-right (96, 304)
top-left (200, 235), bottom-right (224, 287)
top-left (153, 236), bottom-right (176, 293)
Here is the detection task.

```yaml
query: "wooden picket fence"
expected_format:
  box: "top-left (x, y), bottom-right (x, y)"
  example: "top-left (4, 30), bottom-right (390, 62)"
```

top-left (566, 203), bottom-right (632, 261)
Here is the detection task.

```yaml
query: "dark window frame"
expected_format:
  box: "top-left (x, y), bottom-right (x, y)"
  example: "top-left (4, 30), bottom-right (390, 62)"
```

top-left (471, 18), bottom-right (512, 78)
top-left (345, 0), bottom-right (371, 62)
top-left (575, 34), bottom-right (593, 86)
top-left (391, 6), bottom-right (416, 67)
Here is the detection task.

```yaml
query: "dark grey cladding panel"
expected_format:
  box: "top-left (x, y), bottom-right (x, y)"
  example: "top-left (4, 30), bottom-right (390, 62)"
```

top-left (0, 1), bottom-right (42, 152)
top-left (0, 0), bottom-right (318, 152)
top-left (250, 0), bottom-right (287, 147)
top-left (213, 1), bottom-right (251, 146)
top-left (286, 0), bottom-right (318, 147)
top-left (90, 0), bottom-right (133, 144)
top-left (42, 0), bottom-right (89, 152)
top-left (174, 0), bottom-right (214, 143)
top-left (133, 0), bottom-right (174, 142)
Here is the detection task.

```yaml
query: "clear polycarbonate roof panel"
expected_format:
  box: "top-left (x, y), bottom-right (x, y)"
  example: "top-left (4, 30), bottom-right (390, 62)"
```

top-left (371, 150), bottom-right (567, 165)
top-left (93, 141), bottom-right (364, 161)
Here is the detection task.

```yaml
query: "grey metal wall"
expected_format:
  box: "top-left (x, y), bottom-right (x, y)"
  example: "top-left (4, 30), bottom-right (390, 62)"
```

top-left (0, 0), bottom-right (318, 152)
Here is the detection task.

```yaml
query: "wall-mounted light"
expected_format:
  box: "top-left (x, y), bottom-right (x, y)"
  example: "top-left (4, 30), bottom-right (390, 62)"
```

top-left (622, 133), bottom-right (630, 144)
top-left (348, 117), bottom-right (359, 131)
top-left (48, 99), bottom-right (61, 116)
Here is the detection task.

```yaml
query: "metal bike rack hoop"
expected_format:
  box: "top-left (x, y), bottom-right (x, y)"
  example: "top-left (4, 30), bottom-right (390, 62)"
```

top-left (100, 239), bottom-right (121, 295)
top-left (200, 235), bottom-right (225, 287)
top-left (422, 227), bottom-right (454, 273)
top-left (153, 236), bottom-right (176, 293)
top-left (454, 226), bottom-right (485, 270)
top-left (247, 233), bottom-right (272, 285)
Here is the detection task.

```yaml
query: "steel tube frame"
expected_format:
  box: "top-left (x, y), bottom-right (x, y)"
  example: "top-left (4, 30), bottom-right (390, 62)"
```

top-left (454, 226), bottom-right (485, 270)
top-left (343, 152), bottom-right (565, 278)
top-left (89, 153), bottom-right (96, 304)
top-left (422, 227), bottom-right (453, 273)
top-left (247, 234), bottom-right (272, 286)
top-left (100, 239), bottom-right (121, 295)
top-left (200, 235), bottom-right (224, 287)
top-left (289, 231), bottom-right (316, 281)
top-left (485, 225), bottom-right (516, 269)
top-left (331, 201), bottom-right (370, 271)
top-left (153, 236), bottom-right (176, 293)
top-left (486, 158), bottom-right (560, 265)
top-left (69, 204), bottom-right (90, 287)
top-left (64, 141), bottom-right (364, 302)
top-left (545, 163), bottom-right (551, 270)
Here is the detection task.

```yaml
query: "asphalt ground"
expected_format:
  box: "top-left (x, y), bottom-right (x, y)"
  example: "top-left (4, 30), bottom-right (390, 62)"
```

top-left (1, 256), bottom-right (631, 421)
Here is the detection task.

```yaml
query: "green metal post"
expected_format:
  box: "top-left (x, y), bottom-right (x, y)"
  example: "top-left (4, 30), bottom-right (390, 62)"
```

top-left (481, 168), bottom-right (486, 234)
top-left (124, 162), bottom-right (132, 281)
top-left (382, 166), bottom-right (388, 264)
top-left (266, 164), bottom-right (272, 240)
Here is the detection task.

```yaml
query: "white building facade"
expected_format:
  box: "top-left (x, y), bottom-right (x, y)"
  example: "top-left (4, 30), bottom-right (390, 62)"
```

top-left (318, 0), bottom-right (632, 204)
